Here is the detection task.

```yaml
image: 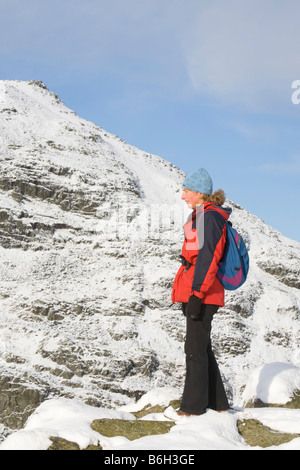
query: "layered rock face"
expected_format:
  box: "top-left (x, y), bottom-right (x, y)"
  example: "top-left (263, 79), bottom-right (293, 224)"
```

top-left (0, 80), bottom-right (299, 437)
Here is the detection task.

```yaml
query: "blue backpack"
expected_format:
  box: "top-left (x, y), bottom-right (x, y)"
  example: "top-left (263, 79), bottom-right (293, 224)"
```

top-left (217, 222), bottom-right (249, 290)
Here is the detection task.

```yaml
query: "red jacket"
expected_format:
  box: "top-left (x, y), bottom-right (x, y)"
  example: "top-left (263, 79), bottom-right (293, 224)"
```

top-left (171, 203), bottom-right (231, 306)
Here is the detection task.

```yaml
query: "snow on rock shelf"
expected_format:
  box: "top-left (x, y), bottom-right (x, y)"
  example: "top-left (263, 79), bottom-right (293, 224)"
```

top-left (242, 362), bottom-right (300, 407)
top-left (1, 364), bottom-right (300, 450)
top-left (0, 80), bottom-right (299, 445)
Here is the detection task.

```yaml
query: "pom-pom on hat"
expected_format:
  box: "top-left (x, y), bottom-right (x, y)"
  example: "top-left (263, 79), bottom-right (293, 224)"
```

top-left (182, 168), bottom-right (213, 195)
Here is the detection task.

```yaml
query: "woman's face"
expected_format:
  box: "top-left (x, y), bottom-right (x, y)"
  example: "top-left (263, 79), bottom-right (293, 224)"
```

top-left (181, 188), bottom-right (205, 209)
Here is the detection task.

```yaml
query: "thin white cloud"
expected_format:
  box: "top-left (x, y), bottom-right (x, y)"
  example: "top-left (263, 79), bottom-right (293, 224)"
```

top-left (0, 0), bottom-right (184, 63)
top-left (184, 0), bottom-right (300, 112)
top-left (0, 0), bottom-right (191, 94)
top-left (2, 0), bottom-right (300, 115)
top-left (257, 155), bottom-right (300, 175)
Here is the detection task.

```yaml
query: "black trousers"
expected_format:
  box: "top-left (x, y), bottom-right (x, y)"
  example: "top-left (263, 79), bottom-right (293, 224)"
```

top-left (180, 303), bottom-right (229, 415)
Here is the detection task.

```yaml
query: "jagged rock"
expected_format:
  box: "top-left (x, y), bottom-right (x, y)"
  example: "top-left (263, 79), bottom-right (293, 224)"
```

top-left (48, 436), bottom-right (81, 450)
top-left (48, 436), bottom-right (102, 450)
top-left (244, 391), bottom-right (300, 409)
top-left (131, 399), bottom-right (181, 418)
top-left (90, 418), bottom-right (175, 441)
top-left (237, 419), bottom-right (300, 448)
top-left (0, 376), bottom-right (49, 429)
top-left (257, 261), bottom-right (300, 289)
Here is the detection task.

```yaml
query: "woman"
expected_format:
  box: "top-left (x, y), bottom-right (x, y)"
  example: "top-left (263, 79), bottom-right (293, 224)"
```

top-left (172, 168), bottom-right (231, 416)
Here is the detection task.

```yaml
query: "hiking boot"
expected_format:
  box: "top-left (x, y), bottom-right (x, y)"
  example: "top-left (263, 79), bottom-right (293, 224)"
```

top-left (176, 409), bottom-right (204, 417)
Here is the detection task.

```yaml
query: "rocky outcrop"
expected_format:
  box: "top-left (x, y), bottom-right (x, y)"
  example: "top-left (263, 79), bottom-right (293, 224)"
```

top-left (237, 418), bottom-right (300, 448)
top-left (0, 375), bottom-right (49, 429)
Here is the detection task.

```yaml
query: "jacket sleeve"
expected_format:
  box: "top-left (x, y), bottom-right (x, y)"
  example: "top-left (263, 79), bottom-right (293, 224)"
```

top-left (191, 211), bottom-right (226, 298)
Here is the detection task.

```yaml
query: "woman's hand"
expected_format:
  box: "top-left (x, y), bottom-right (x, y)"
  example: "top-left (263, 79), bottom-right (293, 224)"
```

top-left (186, 295), bottom-right (202, 320)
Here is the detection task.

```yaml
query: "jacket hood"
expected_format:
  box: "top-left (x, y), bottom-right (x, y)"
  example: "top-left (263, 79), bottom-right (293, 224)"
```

top-left (205, 203), bottom-right (232, 220)
top-left (194, 202), bottom-right (232, 221)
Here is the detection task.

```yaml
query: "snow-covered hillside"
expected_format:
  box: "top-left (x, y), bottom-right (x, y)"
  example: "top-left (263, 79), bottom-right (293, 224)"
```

top-left (0, 80), bottom-right (299, 446)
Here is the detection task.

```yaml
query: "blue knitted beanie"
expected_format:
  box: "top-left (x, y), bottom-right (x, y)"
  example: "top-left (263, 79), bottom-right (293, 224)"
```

top-left (182, 168), bottom-right (213, 195)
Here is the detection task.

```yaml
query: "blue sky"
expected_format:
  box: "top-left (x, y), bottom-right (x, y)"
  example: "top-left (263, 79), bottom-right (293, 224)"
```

top-left (1, 0), bottom-right (300, 242)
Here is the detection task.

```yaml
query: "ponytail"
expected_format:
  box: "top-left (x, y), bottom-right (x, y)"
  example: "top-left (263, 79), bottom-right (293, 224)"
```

top-left (202, 189), bottom-right (226, 206)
